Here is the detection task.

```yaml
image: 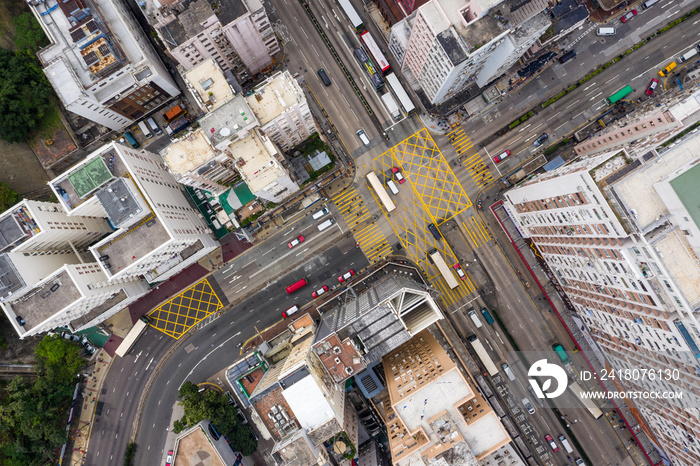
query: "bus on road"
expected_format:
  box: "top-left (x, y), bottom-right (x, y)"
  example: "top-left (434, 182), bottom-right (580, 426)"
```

top-left (366, 172), bottom-right (395, 212)
top-left (337, 0), bottom-right (364, 33)
top-left (361, 32), bottom-right (390, 74)
top-left (285, 278), bottom-right (308, 294)
top-left (115, 317), bottom-right (150, 357)
top-left (468, 335), bottom-right (499, 377)
top-left (386, 73), bottom-right (415, 115)
top-left (428, 249), bottom-right (459, 290)
top-left (606, 85), bottom-right (632, 105)
top-left (568, 381), bottom-right (604, 419)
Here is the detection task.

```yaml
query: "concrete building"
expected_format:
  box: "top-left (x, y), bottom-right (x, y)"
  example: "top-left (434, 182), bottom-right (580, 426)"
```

top-left (183, 58), bottom-right (237, 112)
top-left (388, 0), bottom-right (549, 105)
top-left (541, 0), bottom-right (589, 47)
top-left (246, 71), bottom-right (318, 152)
top-left (147, 0), bottom-right (279, 85)
top-left (501, 141), bottom-right (700, 465)
top-left (0, 200), bottom-right (148, 338)
top-left (381, 329), bottom-right (511, 464)
top-left (50, 142), bottom-right (219, 284)
top-left (160, 129), bottom-right (237, 195)
top-left (28, 0), bottom-right (179, 130)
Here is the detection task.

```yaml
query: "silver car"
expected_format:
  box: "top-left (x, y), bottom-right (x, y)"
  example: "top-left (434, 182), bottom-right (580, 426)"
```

top-left (522, 397), bottom-right (536, 414)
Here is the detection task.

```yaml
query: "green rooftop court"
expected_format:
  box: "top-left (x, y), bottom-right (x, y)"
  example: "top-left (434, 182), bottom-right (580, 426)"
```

top-left (670, 163), bottom-right (700, 230)
top-left (68, 157), bottom-right (112, 199)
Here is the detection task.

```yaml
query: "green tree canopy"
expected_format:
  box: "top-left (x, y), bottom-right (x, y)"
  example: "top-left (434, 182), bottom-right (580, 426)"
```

top-left (0, 183), bottom-right (21, 212)
top-left (13, 13), bottom-right (49, 55)
top-left (175, 382), bottom-right (258, 455)
top-left (0, 48), bottom-right (53, 143)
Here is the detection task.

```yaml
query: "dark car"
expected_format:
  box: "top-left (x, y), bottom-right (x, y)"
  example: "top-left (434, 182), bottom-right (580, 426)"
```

top-left (533, 133), bottom-right (549, 147)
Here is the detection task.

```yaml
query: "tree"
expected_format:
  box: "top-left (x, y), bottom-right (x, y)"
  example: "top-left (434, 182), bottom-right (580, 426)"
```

top-left (175, 381), bottom-right (258, 455)
top-left (0, 48), bottom-right (53, 143)
top-left (13, 13), bottom-right (49, 55)
top-left (0, 183), bottom-right (21, 212)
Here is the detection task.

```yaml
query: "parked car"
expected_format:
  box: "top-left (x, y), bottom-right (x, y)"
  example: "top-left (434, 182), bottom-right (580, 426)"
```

top-left (287, 235), bottom-right (305, 248)
top-left (533, 133), bottom-right (549, 147)
top-left (62, 332), bottom-right (81, 343)
top-left (645, 78), bottom-right (659, 96)
top-left (545, 434), bottom-right (559, 451)
top-left (165, 450), bottom-right (173, 466)
top-left (338, 270), bottom-right (355, 282)
top-left (621, 9), bottom-right (637, 23)
top-left (391, 167), bottom-right (406, 184)
top-left (522, 397), bottom-right (536, 415)
top-left (312, 285), bottom-right (329, 298)
top-left (452, 263), bottom-right (466, 280)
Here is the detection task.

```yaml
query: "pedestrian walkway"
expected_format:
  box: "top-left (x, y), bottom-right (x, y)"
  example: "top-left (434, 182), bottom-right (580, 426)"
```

top-left (332, 188), bottom-right (371, 227)
top-left (462, 216), bottom-right (492, 248)
top-left (447, 126), bottom-right (493, 188)
top-left (354, 223), bottom-right (392, 263)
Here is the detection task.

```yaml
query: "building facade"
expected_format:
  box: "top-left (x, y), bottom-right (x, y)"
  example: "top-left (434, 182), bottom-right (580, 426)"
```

top-left (502, 144), bottom-right (700, 464)
top-left (28, 0), bottom-right (179, 130)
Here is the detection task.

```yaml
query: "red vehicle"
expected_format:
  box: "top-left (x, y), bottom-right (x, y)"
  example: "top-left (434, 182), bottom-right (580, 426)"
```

top-left (312, 285), bottom-right (329, 298)
top-left (621, 9), bottom-right (637, 22)
top-left (288, 235), bottom-right (305, 248)
top-left (493, 150), bottom-right (510, 163)
top-left (545, 434), bottom-right (559, 452)
top-left (338, 270), bottom-right (355, 282)
top-left (645, 78), bottom-right (659, 96)
top-left (165, 450), bottom-right (174, 466)
top-left (391, 167), bottom-right (406, 184)
top-left (452, 263), bottom-right (466, 280)
top-left (285, 278), bottom-right (308, 294)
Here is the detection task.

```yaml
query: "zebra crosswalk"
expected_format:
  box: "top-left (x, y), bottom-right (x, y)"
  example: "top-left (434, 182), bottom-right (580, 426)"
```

top-left (332, 188), bottom-right (391, 263)
top-left (447, 126), bottom-right (493, 188)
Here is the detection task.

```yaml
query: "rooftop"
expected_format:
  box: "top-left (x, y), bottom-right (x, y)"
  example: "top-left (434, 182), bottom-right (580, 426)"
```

top-left (94, 178), bottom-right (146, 228)
top-left (199, 96), bottom-right (258, 148)
top-left (654, 231), bottom-right (700, 308)
top-left (161, 130), bottom-right (221, 178)
top-left (246, 71), bottom-right (306, 126)
top-left (10, 270), bottom-right (80, 332)
top-left (0, 206), bottom-right (30, 253)
top-left (227, 130), bottom-right (284, 192)
top-left (0, 254), bottom-right (25, 299)
top-left (184, 59), bottom-right (235, 111)
top-left (669, 162), bottom-right (700, 231)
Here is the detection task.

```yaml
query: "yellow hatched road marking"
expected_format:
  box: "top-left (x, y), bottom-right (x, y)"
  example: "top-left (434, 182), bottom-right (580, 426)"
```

top-left (462, 221), bottom-right (481, 248)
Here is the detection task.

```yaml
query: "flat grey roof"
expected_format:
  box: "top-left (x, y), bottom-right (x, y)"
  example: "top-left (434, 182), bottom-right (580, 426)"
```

top-left (12, 270), bottom-right (81, 331)
top-left (158, 21), bottom-right (188, 49)
top-left (96, 214), bottom-right (168, 274)
top-left (218, 0), bottom-right (248, 25)
top-left (0, 254), bottom-right (25, 298)
top-left (436, 29), bottom-right (467, 66)
top-left (0, 215), bottom-right (25, 253)
top-left (95, 178), bottom-right (144, 228)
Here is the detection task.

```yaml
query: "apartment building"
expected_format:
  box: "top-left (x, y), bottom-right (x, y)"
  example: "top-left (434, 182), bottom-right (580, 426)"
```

top-left (50, 142), bottom-right (219, 284)
top-left (28, 0), bottom-right (179, 130)
top-left (381, 329), bottom-right (512, 464)
top-left (183, 58), bottom-right (237, 112)
top-left (388, 0), bottom-right (549, 105)
top-left (246, 71), bottom-right (318, 152)
top-left (148, 0), bottom-right (279, 84)
top-left (0, 200), bottom-right (147, 338)
top-left (502, 143), bottom-right (700, 464)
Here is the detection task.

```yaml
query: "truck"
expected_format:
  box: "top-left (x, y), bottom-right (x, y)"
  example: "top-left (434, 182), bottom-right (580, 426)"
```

top-left (678, 48), bottom-right (698, 63)
top-left (468, 335), bottom-right (499, 377)
top-left (115, 316), bottom-right (150, 357)
top-left (166, 115), bottom-right (190, 134)
top-left (381, 92), bottom-right (401, 120)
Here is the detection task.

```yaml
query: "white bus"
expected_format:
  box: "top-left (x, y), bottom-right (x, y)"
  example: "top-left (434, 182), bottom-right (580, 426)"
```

top-left (366, 172), bottom-right (395, 212)
top-left (115, 317), bottom-right (150, 357)
top-left (337, 0), bottom-right (363, 32)
top-left (468, 335), bottom-right (499, 377)
top-left (568, 381), bottom-right (604, 419)
top-left (428, 248), bottom-right (459, 289)
top-left (386, 72), bottom-right (415, 115)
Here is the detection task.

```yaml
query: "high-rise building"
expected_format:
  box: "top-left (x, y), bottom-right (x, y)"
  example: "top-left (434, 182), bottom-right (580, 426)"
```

top-left (246, 71), bottom-right (318, 152)
top-left (502, 140), bottom-right (700, 464)
top-left (183, 58), bottom-right (237, 113)
top-left (388, 0), bottom-right (549, 105)
top-left (50, 142), bottom-right (219, 284)
top-left (147, 0), bottom-right (279, 84)
top-left (28, 0), bottom-right (180, 130)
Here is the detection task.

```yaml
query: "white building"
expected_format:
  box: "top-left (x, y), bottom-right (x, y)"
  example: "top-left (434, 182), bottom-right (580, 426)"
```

top-left (50, 142), bottom-right (219, 284)
top-left (149, 0), bottom-right (279, 84)
top-left (28, 0), bottom-right (180, 130)
top-left (183, 58), bottom-right (237, 113)
top-left (388, 0), bottom-right (549, 105)
top-left (0, 200), bottom-right (147, 338)
top-left (502, 143), bottom-right (700, 465)
top-left (246, 71), bottom-right (318, 152)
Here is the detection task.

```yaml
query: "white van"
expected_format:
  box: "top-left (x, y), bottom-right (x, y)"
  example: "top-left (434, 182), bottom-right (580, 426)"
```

top-left (502, 363), bottom-right (516, 381)
top-left (596, 27), bottom-right (616, 36)
top-left (679, 48), bottom-right (698, 63)
top-left (318, 218), bottom-right (335, 231)
top-left (138, 120), bottom-right (153, 139)
top-left (558, 435), bottom-right (574, 454)
top-left (356, 129), bottom-right (370, 145)
top-left (641, 0), bottom-right (658, 8)
top-left (468, 309), bottom-right (483, 328)
top-left (312, 207), bottom-right (329, 219)
top-left (146, 117), bottom-right (163, 136)
top-left (387, 180), bottom-right (399, 195)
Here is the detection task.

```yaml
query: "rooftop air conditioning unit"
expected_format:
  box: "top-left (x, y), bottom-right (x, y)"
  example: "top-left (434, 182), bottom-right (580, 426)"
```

top-left (332, 346), bottom-right (342, 354)
top-left (345, 367), bottom-right (354, 375)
